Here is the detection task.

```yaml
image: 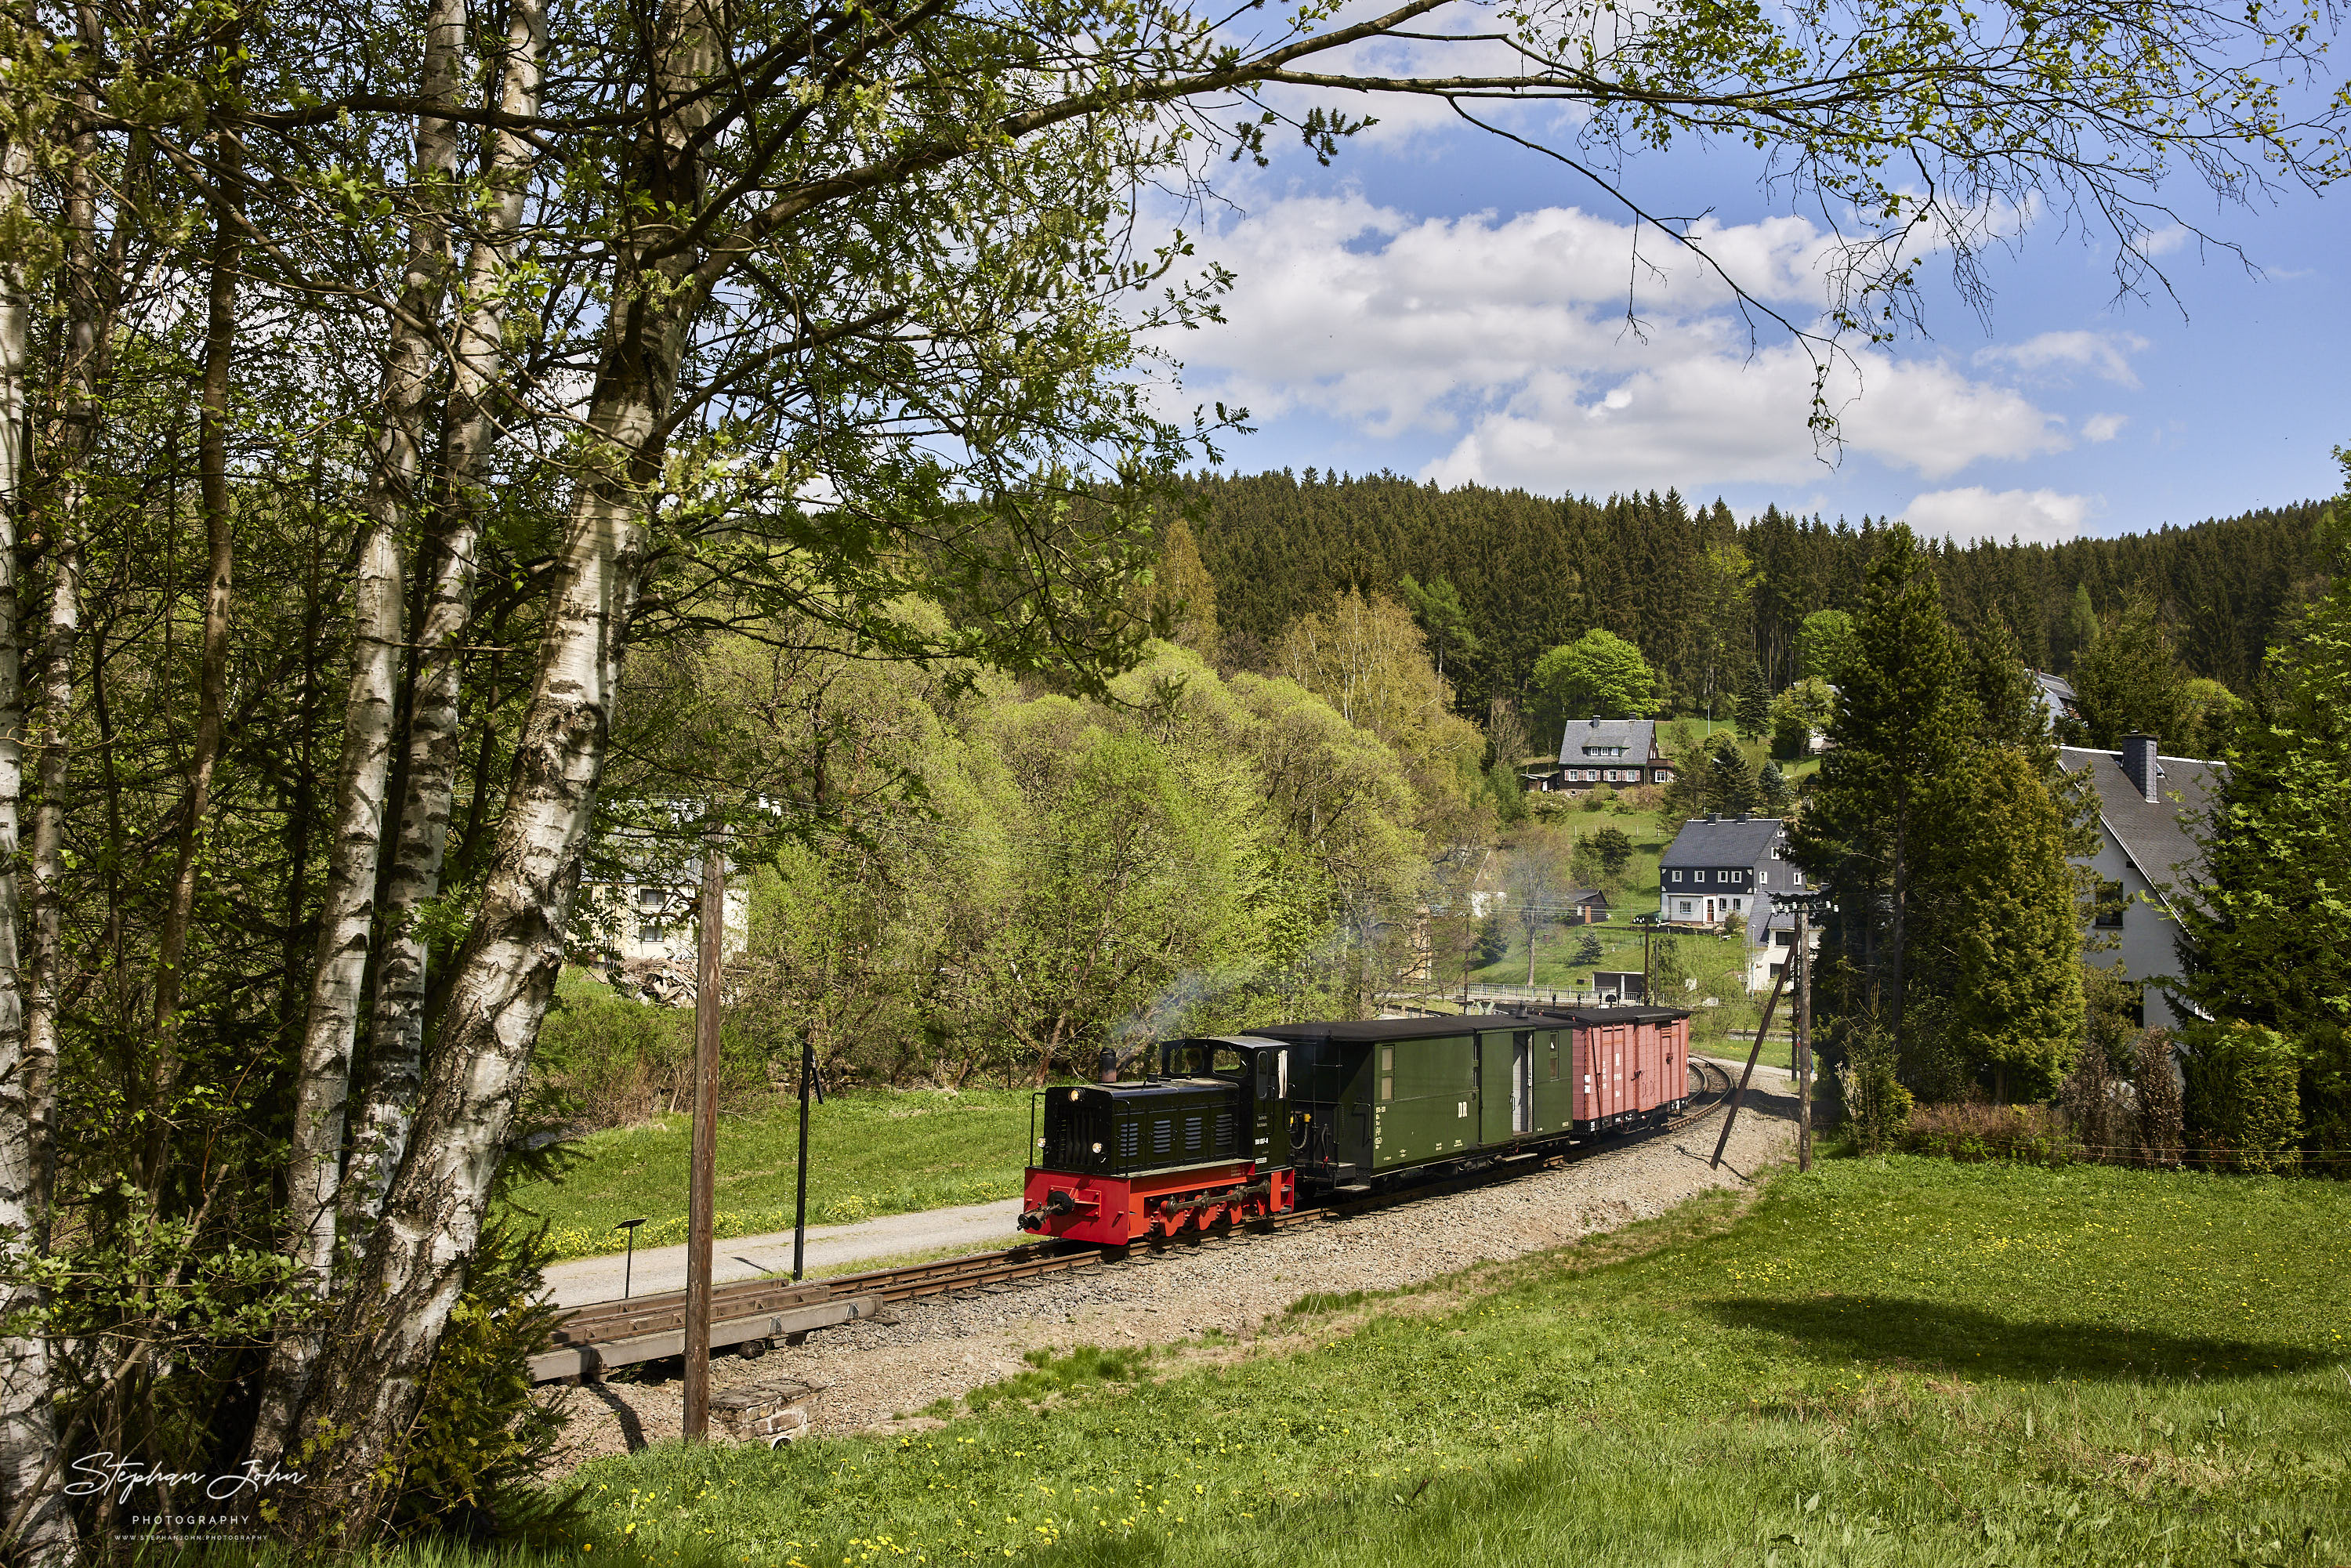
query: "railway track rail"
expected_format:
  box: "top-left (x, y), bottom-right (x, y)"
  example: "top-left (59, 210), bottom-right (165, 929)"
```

top-left (531, 1058), bottom-right (1737, 1383)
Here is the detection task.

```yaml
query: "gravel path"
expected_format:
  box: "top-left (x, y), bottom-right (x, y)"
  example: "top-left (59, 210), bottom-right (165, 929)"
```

top-left (541, 1200), bottom-right (1026, 1307)
top-left (544, 1070), bottom-right (1802, 1467)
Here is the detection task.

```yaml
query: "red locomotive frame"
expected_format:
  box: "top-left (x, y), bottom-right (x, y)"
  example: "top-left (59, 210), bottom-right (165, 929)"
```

top-left (1019, 1161), bottom-right (1295, 1246)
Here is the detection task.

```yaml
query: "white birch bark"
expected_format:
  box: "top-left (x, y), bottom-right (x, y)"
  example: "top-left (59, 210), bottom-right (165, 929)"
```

top-left (288, 1), bottom-right (719, 1521)
top-left (252, 0), bottom-right (468, 1458)
top-left (342, 0), bottom-right (547, 1231)
top-left (0, 131), bottom-right (73, 1566)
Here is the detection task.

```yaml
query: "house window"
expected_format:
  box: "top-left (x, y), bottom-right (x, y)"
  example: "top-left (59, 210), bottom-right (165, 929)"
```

top-left (1769, 962), bottom-right (1786, 982)
top-left (1671, 871), bottom-right (1682, 883)
top-left (641, 921), bottom-right (667, 944)
top-left (1792, 871), bottom-right (1804, 886)
top-left (1759, 871), bottom-right (1770, 885)
top-left (1677, 900), bottom-right (1694, 916)
top-left (2095, 879), bottom-right (2126, 929)
top-left (1773, 929), bottom-right (1794, 947)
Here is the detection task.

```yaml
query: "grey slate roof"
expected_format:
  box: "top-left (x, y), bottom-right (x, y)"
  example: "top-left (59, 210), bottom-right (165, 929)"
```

top-left (1660, 814), bottom-right (1787, 870)
top-left (1556, 717), bottom-right (1658, 766)
top-left (2057, 746), bottom-right (2223, 906)
top-left (2031, 670), bottom-right (2078, 721)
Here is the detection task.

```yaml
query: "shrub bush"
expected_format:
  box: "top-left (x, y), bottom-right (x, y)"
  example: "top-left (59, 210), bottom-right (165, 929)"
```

top-left (1840, 1023), bottom-right (1913, 1154)
top-left (2298, 1023), bottom-right (2351, 1178)
top-left (534, 968), bottom-right (773, 1127)
top-left (2181, 1020), bottom-right (2302, 1174)
top-left (2133, 1027), bottom-right (2185, 1168)
top-left (389, 1222), bottom-right (578, 1543)
top-left (1895, 1103), bottom-right (2078, 1167)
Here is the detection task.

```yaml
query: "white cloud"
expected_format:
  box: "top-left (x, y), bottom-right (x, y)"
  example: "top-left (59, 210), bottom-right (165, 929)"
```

top-left (1900, 487), bottom-right (2093, 545)
top-left (2082, 413), bottom-right (2127, 443)
top-left (1156, 193), bottom-right (2075, 492)
top-left (1974, 330), bottom-right (2148, 389)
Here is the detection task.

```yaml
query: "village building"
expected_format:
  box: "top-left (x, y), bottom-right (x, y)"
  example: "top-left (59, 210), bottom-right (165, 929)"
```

top-left (1657, 813), bottom-right (1817, 994)
top-left (1527, 717), bottom-right (1677, 793)
top-left (2059, 733), bottom-right (2224, 1030)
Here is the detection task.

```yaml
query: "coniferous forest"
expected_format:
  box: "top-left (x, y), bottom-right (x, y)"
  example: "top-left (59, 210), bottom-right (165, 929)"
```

top-left (1183, 470), bottom-right (2333, 723)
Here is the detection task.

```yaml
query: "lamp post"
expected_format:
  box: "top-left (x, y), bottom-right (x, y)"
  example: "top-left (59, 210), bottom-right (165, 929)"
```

top-left (792, 1033), bottom-right (826, 1281)
top-left (615, 1217), bottom-right (647, 1300)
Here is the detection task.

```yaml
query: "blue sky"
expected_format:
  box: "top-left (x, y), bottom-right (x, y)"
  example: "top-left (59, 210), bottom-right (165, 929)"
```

top-left (1144, 75), bottom-right (2348, 545)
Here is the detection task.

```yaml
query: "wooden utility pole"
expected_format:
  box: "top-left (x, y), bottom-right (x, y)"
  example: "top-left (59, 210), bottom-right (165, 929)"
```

top-left (1710, 961), bottom-right (1788, 1168)
top-left (683, 838), bottom-right (723, 1439)
top-left (1794, 903), bottom-right (1814, 1171)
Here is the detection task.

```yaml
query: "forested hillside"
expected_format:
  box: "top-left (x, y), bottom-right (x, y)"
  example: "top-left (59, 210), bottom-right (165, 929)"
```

top-left (1184, 471), bottom-right (2333, 719)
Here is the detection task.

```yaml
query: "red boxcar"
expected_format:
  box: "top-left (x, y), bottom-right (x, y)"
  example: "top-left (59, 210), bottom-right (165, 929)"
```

top-left (1566, 1006), bottom-right (1689, 1132)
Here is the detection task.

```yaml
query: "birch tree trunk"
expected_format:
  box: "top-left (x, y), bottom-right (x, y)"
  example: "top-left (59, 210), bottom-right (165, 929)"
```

top-left (285, 0), bottom-right (718, 1527)
top-left (24, 129), bottom-right (100, 1240)
top-left (342, 0), bottom-right (546, 1234)
top-left (0, 127), bottom-right (76, 1568)
top-left (252, 0), bottom-right (468, 1457)
top-left (150, 129), bottom-right (243, 1185)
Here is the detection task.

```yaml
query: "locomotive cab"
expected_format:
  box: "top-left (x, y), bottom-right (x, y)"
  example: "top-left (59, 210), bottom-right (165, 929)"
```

top-left (1020, 1038), bottom-right (1295, 1244)
top-left (1161, 1038), bottom-right (1289, 1168)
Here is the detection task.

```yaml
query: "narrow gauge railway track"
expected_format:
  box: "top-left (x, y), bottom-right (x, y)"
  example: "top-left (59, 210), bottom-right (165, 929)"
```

top-left (531, 1058), bottom-right (1735, 1383)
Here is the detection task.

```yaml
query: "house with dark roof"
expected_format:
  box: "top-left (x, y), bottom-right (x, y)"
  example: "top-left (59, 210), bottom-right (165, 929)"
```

top-left (2059, 733), bottom-right (2223, 1030)
top-left (2030, 669), bottom-right (2081, 729)
top-left (1658, 813), bottom-right (1819, 993)
top-left (1527, 717), bottom-right (1676, 793)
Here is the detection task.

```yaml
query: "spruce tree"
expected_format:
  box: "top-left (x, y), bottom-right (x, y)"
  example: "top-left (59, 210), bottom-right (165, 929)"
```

top-left (2064, 583), bottom-right (2100, 670)
top-left (1735, 657), bottom-right (1770, 739)
top-left (1400, 573), bottom-right (1480, 682)
top-left (1705, 737), bottom-right (1762, 815)
top-left (1933, 749), bottom-right (2088, 1100)
top-left (2072, 593), bottom-right (2193, 748)
top-left (1791, 526), bottom-right (1976, 1063)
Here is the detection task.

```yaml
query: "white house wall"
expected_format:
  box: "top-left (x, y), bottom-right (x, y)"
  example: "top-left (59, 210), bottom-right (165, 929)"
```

top-left (2080, 832), bottom-right (2197, 1030)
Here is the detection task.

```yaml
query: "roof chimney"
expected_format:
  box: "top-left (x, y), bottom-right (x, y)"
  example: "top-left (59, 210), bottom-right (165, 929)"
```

top-left (2121, 733), bottom-right (2160, 803)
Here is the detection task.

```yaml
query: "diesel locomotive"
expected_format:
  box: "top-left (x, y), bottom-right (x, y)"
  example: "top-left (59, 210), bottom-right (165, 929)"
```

top-left (1018, 1005), bottom-right (1693, 1246)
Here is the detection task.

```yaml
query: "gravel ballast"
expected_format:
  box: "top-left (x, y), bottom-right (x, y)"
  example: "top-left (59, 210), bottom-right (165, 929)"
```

top-left (545, 1070), bottom-right (1802, 1466)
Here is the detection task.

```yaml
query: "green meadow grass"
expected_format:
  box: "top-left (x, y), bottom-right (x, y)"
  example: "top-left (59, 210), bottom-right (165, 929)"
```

top-left (502, 1091), bottom-right (1037, 1259)
top-left (494, 1155), bottom-right (2350, 1568)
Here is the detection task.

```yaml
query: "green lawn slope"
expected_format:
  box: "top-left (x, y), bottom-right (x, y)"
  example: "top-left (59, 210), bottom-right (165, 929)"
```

top-left (502, 1091), bottom-right (1036, 1259)
top-left (534, 1156), bottom-right (2347, 1567)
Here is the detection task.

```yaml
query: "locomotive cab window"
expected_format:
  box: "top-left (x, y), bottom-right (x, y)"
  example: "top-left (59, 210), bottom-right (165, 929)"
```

top-left (1164, 1042), bottom-right (1247, 1078)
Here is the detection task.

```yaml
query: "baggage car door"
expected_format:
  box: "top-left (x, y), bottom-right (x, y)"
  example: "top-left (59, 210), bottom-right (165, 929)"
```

top-left (1477, 1031), bottom-right (1515, 1145)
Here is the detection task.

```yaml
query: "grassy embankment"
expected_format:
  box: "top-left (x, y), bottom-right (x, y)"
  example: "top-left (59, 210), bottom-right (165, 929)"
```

top-left (482, 1156), bottom-right (2346, 1566)
top-left (502, 1092), bottom-right (1036, 1260)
